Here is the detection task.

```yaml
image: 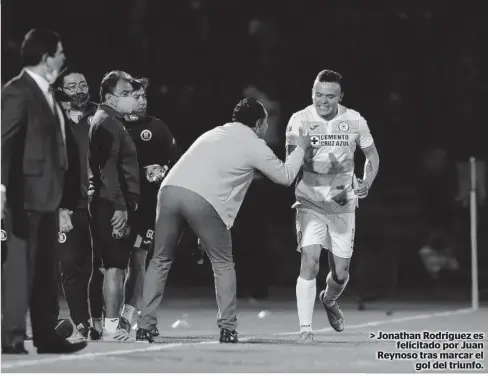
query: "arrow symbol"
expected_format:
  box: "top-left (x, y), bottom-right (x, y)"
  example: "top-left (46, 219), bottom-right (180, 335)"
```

top-left (370, 333), bottom-right (376, 339)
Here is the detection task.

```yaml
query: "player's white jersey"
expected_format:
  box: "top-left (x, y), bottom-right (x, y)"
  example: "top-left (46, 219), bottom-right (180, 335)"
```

top-left (285, 104), bottom-right (374, 214)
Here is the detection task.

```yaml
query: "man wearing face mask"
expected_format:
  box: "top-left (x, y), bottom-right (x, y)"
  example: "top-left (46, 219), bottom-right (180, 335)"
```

top-left (115, 79), bottom-right (180, 339)
top-left (52, 68), bottom-right (102, 341)
top-left (1, 29), bottom-right (87, 354)
top-left (87, 71), bottom-right (140, 340)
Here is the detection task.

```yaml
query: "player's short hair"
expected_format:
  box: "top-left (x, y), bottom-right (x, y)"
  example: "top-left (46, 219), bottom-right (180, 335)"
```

top-left (315, 69), bottom-right (343, 88)
top-left (99, 70), bottom-right (143, 102)
top-left (21, 29), bottom-right (61, 67)
top-left (52, 67), bottom-right (87, 101)
top-left (231, 97), bottom-right (266, 127)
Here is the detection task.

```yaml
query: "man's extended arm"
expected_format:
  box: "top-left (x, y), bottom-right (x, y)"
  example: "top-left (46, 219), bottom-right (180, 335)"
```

top-left (252, 142), bottom-right (305, 186)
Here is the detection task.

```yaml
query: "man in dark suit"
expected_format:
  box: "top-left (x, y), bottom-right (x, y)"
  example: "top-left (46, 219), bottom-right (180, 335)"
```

top-left (1, 29), bottom-right (87, 354)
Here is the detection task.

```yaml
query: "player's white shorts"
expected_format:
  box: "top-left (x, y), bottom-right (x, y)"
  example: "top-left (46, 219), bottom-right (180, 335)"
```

top-left (295, 208), bottom-right (355, 258)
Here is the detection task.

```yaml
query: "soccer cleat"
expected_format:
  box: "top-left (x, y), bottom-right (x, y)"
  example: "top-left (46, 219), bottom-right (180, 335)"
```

top-left (297, 331), bottom-right (315, 345)
top-left (136, 328), bottom-right (154, 343)
top-left (72, 321), bottom-right (90, 341)
top-left (219, 328), bottom-right (238, 344)
top-left (319, 290), bottom-right (344, 332)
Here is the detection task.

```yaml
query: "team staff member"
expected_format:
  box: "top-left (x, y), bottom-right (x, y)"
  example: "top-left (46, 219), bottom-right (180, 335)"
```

top-left (136, 98), bottom-right (309, 344)
top-left (87, 70), bottom-right (141, 340)
top-left (117, 81), bottom-right (181, 338)
top-left (1, 29), bottom-right (86, 354)
top-left (53, 68), bottom-right (101, 340)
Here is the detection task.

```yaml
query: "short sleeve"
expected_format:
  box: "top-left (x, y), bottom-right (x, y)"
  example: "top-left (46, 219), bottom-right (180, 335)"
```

top-left (357, 116), bottom-right (374, 149)
top-left (285, 113), bottom-right (303, 147)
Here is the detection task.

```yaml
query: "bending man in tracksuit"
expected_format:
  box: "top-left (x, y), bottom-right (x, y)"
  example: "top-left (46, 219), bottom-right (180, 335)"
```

top-left (136, 97), bottom-right (310, 344)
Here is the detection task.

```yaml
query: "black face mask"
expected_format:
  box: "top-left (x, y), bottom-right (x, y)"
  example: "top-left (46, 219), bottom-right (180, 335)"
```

top-left (69, 92), bottom-right (89, 110)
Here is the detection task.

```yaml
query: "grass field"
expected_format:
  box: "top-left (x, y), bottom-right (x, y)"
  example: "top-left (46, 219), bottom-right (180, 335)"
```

top-left (2, 288), bottom-right (487, 373)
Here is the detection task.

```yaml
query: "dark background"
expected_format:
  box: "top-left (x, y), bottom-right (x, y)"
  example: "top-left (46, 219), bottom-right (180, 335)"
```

top-left (2, 0), bottom-right (487, 296)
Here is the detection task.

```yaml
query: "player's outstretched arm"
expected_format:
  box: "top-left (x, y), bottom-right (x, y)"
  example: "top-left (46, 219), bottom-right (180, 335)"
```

top-left (355, 143), bottom-right (380, 199)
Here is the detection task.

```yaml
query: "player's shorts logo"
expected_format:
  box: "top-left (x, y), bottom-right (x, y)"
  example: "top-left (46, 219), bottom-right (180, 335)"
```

top-left (1, 229), bottom-right (7, 242)
top-left (338, 121), bottom-right (349, 132)
top-left (58, 232), bottom-right (67, 244)
top-left (141, 129), bottom-right (152, 141)
top-left (310, 135), bottom-right (320, 147)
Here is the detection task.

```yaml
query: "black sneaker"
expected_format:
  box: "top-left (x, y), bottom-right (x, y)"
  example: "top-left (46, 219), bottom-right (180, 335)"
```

top-left (55, 319), bottom-right (74, 339)
top-left (150, 327), bottom-right (160, 338)
top-left (136, 328), bottom-right (154, 343)
top-left (89, 327), bottom-right (103, 341)
top-left (219, 328), bottom-right (238, 343)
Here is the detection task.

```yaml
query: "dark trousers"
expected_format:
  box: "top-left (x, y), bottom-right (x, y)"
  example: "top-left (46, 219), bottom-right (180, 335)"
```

top-left (56, 208), bottom-right (93, 326)
top-left (138, 185), bottom-right (237, 331)
top-left (1, 209), bottom-right (60, 348)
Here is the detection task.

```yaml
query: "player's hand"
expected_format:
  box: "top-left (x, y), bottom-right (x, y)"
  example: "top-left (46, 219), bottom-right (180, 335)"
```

top-left (145, 164), bottom-right (169, 183)
top-left (297, 127), bottom-right (310, 152)
top-left (111, 210), bottom-right (128, 232)
top-left (1, 185), bottom-right (6, 220)
top-left (59, 209), bottom-right (74, 233)
top-left (353, 178), bottom-right (369, 199)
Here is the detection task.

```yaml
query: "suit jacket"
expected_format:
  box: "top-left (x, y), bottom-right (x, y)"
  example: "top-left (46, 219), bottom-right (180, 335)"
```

top-left (1, 70), bottom-right (68, 215)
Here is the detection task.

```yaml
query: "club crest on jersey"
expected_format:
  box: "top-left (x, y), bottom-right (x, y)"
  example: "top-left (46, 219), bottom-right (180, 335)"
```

top-left (58, 232), bottom-right (67, 244)
top-left (338, 121), bottom-right (349, 132)
top-left (1, 229), bottom-right (7, 242)
top-left (141, 129), bottom-right (152, 141)
top-left (310, 135), bottom-right (321, 147)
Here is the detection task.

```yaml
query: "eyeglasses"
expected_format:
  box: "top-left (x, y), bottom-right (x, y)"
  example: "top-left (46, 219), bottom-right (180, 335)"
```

top-left (63, 82), bottom-right (89, 92)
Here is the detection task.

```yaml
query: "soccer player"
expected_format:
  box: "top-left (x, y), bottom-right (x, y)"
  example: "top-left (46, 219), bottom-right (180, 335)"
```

top-left (136, 98), bottom-right (309, 344)
top-left (52, 68), bottom-right (101, 340)
top-left (285, 70), bottom-right (380, 344)
top-left (116, 80), bottom-right (181, 338)
top-left (87, 71), bottom-right (141, 340)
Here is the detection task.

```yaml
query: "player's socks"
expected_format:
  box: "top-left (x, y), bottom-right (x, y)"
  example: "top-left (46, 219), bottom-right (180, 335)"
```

top-left (323, 272), bottom-right (349, 305)
top-left (121, 304), bottom-right (136, 323)
top-left (296, 276), bottom-right (316, 333)
top-left (104, 318), bottom-right (119, 333)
